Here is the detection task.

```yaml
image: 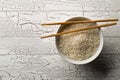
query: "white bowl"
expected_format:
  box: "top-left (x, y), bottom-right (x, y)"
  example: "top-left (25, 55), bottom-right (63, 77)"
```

top-left (55, 17), bottom-right (104, 65)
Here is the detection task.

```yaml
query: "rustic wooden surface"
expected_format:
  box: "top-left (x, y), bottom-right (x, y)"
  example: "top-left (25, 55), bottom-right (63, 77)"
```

top-left (0, 0), bottom-right (120, 80)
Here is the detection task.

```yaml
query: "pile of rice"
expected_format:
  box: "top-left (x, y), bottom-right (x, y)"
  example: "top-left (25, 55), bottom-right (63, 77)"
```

top-left (57, 23), bottom-right (100, 61)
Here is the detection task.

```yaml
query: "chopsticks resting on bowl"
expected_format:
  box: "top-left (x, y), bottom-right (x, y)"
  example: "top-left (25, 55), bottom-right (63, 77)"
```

top-left (41, 18), bottom-right (118, 39)
top-left (41, 18), bottom-right (118, 26)
top-left (41, 22), bottom-right (117, 39)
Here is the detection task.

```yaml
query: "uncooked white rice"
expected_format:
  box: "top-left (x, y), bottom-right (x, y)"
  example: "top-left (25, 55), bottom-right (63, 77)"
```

top-left (57, 23), bottom-right (100, 61)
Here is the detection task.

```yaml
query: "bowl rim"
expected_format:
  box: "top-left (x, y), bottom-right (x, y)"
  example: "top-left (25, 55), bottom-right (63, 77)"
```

top-left (55, 17), bottom-right (104, 65)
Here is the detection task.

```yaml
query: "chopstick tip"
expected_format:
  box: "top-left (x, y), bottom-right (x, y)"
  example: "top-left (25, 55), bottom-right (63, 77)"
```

top-left (114, 18), bottom-right (119, 21)
top-left (41, 37), bottom-right (44, 39)
top-left (41, 24), bottom-right (44, 26)
top-left (41, 24), bottom-right (50, 26)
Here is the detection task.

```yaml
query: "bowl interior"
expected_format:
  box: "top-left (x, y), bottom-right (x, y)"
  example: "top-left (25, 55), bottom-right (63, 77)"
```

top-left (55, 17), bottom-right (103, 64)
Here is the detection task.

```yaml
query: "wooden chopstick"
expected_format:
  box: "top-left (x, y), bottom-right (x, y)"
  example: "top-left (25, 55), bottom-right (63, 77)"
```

top-left (41, 19), bottom-right (118, 26)
top-left (41, 22), bottom-right (117, 39)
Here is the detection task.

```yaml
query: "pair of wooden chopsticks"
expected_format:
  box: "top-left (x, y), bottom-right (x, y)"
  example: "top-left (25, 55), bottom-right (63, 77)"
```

top-left (41, 19), bottom-right (118, 39)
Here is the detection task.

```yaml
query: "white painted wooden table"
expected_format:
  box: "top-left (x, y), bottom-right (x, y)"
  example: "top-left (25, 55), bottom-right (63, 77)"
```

top-left (0, 0), bottom-right (120, 80)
